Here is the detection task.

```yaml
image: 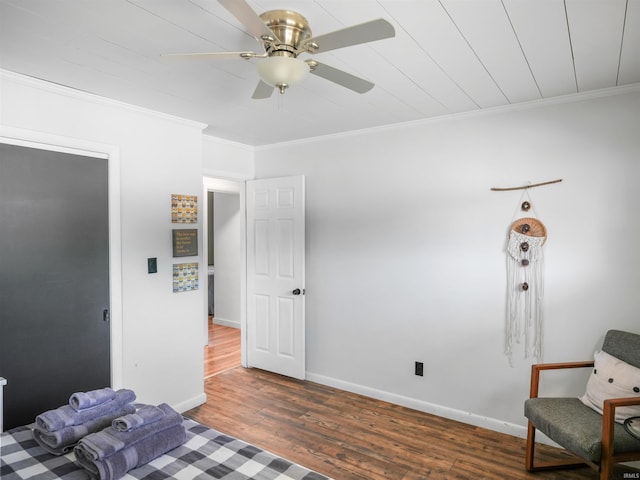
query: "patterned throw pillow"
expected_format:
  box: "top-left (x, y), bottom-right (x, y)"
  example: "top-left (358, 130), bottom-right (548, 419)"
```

top-left (580, 350), bottom-right (640, 423)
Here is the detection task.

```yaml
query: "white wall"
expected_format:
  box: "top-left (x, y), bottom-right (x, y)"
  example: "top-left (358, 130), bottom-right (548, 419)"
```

top-left (213, 192), bottom-right (242, 328)
top-left (0, 70), bottom-right (214, 412)
top-left (203, 135), bottom-right (254, 180)
top-left (253, 86), bottom-right (640, 436)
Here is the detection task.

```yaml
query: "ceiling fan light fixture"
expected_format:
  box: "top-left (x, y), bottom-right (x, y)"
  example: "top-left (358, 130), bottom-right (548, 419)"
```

top-left (256, 56), bottom-right (309, 93)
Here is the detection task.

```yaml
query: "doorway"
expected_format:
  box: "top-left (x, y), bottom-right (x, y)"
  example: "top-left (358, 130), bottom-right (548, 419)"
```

top-left (201, 175), bottom-right (306, 380)
top-left (202, 177), bottom-right (246, 375)
top-left (0, 142), bottom-right (110, 429)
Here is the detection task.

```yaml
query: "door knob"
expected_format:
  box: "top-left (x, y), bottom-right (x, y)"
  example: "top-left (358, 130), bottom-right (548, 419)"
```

top-left (292, 288), bottom-right (301, 295)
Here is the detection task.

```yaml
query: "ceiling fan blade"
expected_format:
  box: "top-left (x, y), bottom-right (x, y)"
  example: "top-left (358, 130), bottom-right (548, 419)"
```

top-left (161, 52), bottom-right (254, 60)
top-left (309, 61), bottom-right (374, 94)
top-left (303, 18), bottom-right (395, 53)
top-left (218, 0), bottom-right (280, 42)
top-left (252, 80), bottom-right (274, 99)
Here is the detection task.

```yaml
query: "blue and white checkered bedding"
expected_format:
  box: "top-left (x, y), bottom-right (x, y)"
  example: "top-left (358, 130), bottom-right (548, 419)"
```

top-left (1, 418), bottom-right (330, 479)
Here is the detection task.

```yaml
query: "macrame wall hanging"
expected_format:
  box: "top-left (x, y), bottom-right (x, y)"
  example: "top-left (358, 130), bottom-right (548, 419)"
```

top-left (491, 179), bottom-right (562, 363)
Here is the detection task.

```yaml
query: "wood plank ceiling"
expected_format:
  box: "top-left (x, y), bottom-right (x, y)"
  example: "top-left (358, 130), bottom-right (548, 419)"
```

top-left (0, 0), bottom-right (638, 146)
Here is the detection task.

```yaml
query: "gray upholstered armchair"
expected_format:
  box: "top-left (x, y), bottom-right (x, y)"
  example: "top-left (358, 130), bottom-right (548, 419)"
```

top-left (524, 329), bottom-right (640, 480)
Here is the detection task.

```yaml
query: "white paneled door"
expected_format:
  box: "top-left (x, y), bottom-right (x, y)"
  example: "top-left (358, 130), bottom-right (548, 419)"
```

top-left (246, 176), bottom-right (305, 380)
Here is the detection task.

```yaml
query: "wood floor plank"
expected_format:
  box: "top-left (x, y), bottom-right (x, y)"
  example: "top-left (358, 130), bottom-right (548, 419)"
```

top-left (193, 327), bottom-right (640, 479)
top-left (204, 321), bottom-right (241, 377)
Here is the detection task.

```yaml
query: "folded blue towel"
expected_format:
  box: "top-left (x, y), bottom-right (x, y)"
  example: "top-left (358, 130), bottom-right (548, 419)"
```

top-left (35, 389), bottom-right (136, 432)
top-left (70, 387), bottom-right (116, 411)
top-left (32, 403), bottom-right (136, 455)
top-left (75, 423), bottom-right (186, 480)
top-left (75, 403), bottom-right (181, 461)
top-left (112, 404), bottom-right (165, 432)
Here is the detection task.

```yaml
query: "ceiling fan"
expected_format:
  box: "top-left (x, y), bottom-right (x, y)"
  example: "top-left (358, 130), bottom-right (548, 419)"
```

top-left (164, 0), bottom-right (395, 99)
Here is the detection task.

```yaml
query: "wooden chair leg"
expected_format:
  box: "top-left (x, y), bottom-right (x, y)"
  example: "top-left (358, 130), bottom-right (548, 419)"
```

top-left (599, 457), bottom-right (613, 480)
top-left (525, 421), bottom-right (590, 473)
top-left (600, 399), bottom-right (616, 480)
top-left (525, 421), bottom-right (536, 471)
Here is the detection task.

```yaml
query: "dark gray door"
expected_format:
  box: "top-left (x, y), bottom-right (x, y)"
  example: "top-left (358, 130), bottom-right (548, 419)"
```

top-left (0, 143), bottom-right (110, 430)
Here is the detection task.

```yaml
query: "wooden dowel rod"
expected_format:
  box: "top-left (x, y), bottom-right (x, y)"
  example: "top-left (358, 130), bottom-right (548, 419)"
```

top-left (490, 179), bottom-right (562, 191)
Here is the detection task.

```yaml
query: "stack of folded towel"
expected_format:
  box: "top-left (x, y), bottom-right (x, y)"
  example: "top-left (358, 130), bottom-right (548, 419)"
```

top-left (74, 403), bottom-right (186, 480)
top-left (33, 388), bottom-right (137, 455)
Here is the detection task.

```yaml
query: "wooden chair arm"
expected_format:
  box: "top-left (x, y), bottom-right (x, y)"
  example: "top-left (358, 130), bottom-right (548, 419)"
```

top-left (601, 396), bottom-right (640, 463)
top-left (604, 396), bottom-right (640, 409)
top-left (529, 361), bottom-right (595, 398)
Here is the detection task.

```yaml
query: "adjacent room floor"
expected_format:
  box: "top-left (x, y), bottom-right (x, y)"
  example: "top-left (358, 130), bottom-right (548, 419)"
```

top-left (204, 320), bottom-right (241, 378)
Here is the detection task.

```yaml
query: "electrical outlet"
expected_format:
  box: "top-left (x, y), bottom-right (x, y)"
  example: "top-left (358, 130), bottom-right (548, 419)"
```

top-left (415, 361), bottom-right (424, 376)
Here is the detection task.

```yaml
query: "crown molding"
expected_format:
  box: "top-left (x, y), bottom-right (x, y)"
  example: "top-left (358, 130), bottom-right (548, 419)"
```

top-left (256, 82), bottom-right (640, 151)
top-left (1, 69), bottom-right (207, 131)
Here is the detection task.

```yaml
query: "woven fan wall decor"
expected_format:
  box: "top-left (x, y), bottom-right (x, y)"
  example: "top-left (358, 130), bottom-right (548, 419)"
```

top-left (505, 206), bottom-right (547, 362)
top-left (491, 179), bottom-right (561, 363)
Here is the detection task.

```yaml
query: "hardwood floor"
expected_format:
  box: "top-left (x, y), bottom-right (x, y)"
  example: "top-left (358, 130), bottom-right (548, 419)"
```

top-left (204, 320), bottom-right (241, 377)
top-left (194, 326), bottom-right (639, 479)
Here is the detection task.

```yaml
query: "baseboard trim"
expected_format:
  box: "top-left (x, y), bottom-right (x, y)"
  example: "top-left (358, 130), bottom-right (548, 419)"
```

top-left (213, 317), bottom-right (240, 329)
top-left (173, 392), bottom-right (207, 414)
top-left (306, 372), bottom-right (529, 440)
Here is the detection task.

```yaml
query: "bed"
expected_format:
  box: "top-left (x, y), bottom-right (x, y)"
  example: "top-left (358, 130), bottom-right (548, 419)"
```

top-left (1, 417), bottom-right (330, 480)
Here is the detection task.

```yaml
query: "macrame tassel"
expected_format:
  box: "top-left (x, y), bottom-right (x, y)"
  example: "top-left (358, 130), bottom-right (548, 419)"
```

top-left (505, 230), bottom-right (545, 362)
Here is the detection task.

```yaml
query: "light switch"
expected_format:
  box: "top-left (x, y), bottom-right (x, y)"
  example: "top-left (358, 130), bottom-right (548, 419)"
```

top-left (147, 257), bottom-right (157, 274)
